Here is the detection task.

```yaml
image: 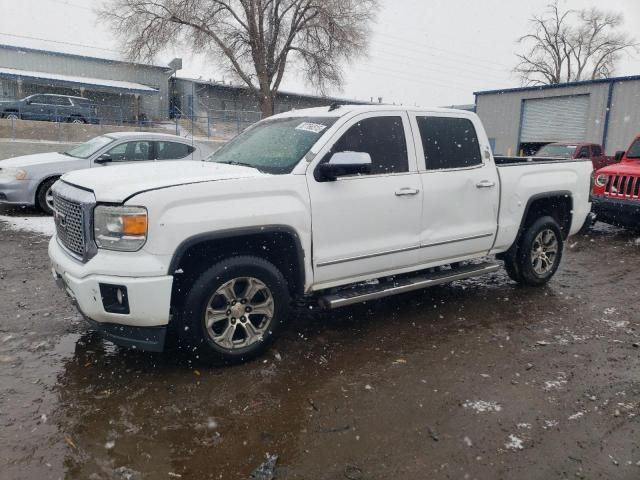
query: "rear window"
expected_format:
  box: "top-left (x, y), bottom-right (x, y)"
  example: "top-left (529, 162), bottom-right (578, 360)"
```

top-left (627, 139), bottom-right (640, 159)
top-left (536, 144), bottom-right (577, 158)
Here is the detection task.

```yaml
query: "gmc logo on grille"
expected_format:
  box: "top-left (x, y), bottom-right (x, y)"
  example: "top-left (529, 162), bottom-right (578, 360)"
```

top-left (53, 209), bottom-right (67, 231)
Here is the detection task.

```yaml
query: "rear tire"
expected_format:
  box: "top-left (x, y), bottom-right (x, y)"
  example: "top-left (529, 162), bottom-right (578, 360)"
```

top-left (177, 256), bottom-right (290, 364)
top-left (36, 177), bottom-right (59, 215)
top-left (504, 216), bottom-right (563, 286)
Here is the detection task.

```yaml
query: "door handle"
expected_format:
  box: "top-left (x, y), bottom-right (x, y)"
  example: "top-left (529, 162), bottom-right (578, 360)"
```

top-left (476, 180), bottom-right (496, 189)
top-left (395, 188), bottom-right (420, 196)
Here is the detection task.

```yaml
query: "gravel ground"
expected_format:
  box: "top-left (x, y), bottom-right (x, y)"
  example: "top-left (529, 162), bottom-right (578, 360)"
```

top-left (1, 212), bottom-right (639, 480)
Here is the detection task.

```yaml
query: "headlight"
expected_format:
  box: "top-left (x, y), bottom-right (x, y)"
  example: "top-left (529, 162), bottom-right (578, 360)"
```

top-left (94, 205), bottom-right (148, 251)
top-left (0, 167), bottom-right (28, 180)
top-left (595, 174), bottom-right (608, 187)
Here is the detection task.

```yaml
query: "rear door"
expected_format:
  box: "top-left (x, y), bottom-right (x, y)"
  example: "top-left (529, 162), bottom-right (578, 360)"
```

top-left (410, 113), bottom-right (499, 262)
top-left (307, 112), bottom-right (423, 286)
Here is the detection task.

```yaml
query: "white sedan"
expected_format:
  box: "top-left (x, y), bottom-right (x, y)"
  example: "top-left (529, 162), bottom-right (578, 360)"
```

top-left (0, 132), bottom-right (206, 214)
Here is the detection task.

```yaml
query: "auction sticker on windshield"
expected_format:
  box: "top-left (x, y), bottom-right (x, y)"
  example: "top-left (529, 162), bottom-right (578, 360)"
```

top-left (295, 122), bottom-right (328, 133)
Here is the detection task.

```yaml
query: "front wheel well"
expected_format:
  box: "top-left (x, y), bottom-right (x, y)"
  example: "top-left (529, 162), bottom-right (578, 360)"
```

top-left (169, 229), bottom-right (305, 313)
top-left (35, 175), bottom-right (61, 202)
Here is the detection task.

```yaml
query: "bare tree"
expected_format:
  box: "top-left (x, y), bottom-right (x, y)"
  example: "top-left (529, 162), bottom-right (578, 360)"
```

top-left (98, 0), bottom-right (378, 117)
top-left (514, 1), bottom-right (637, 86)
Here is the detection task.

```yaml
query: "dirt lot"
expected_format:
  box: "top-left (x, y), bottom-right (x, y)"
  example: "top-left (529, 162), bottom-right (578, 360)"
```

top-left (1, 209), bottom-right (640, 480)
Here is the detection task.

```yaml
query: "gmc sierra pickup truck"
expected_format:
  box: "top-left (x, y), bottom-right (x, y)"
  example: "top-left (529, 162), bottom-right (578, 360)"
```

top-left (48, 105), bottom-right (593, 363)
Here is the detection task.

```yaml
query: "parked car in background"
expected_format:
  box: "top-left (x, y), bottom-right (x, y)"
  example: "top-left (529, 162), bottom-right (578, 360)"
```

top-left (48, 105), bottom-right (592, 362)
top-left (591, 134), bottom-right (640, 231)
top-left (536, 142), bottom-right (617, 171)
top-left (0, 132), bottom-right (204, 214)
top-left (0, 94), bottom-right (98, 124)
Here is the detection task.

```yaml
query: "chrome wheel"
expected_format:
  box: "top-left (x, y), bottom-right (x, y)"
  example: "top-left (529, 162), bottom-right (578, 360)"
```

top-left (204, 277), bottom-right (274, 349)
top-left (71, 118), bottom-right (84, 124)
top-left (5, 113), bottom-right (19, 120)
top-left (45, 186), bottom-right (55, 212)
top-left (530, 229), bottom-right (558, 275)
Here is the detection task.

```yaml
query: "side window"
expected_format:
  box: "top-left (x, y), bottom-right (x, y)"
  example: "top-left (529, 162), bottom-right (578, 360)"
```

top-left (156, 141), bottom-right (195, 160)
top-left (332, 116), bottom-right (408, 175)
top-left (416, 116), bottom-right (482, 170)
top-left (29, 95), bottom-right (46, 104)
top-left (105, 141), bottom-right (152, 162)
top-left (47, 96), bottom-right (71, 106)
top-left (578, 146), bottom-right (589, 158)
top-left (591, 145), bottom-right (602, 156)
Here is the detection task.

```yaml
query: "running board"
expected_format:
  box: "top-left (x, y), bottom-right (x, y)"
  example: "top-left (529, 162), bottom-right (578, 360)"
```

top-left (318, 262), bottom-right (500, 309)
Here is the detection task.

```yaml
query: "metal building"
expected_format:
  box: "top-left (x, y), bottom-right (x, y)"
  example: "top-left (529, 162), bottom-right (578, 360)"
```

top-left (171, 76), bottom-right (367, 137)
top-left (475, 75), bottom-right (640, 156)
top-left (0, 39), bottom-right (180, 122)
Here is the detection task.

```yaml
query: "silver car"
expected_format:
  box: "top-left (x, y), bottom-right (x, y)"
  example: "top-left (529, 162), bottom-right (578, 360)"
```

top-left (0, 132), bottom-right (204, 214)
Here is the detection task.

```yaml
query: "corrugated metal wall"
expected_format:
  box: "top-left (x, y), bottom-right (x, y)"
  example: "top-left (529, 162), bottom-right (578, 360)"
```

top-left (476, 82), bottom-right (615, 155)
top-left (0, 46), bottom-right (170, 120)
top-left (607, 81), bottom-right (640, 154)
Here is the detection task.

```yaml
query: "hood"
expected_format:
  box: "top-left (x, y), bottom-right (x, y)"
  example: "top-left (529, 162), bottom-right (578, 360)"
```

top-left (61, 160), bottom-right (265, 203)
top-left (596, 159), bottom-right (640, 176)
top-left (0, 152), bottom-right (76, 168)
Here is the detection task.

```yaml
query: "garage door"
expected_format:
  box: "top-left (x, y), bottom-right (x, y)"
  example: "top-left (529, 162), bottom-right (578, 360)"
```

top-left (520, 95), bottom-right (590, 143)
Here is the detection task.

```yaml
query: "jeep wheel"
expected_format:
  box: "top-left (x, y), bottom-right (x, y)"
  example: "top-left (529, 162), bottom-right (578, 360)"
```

top-left (178, 256), bottom-right (290, 363)
top-left (504, 216), bottom-right (563, 286)
top-left (36, 177), bottom-right (59, 215)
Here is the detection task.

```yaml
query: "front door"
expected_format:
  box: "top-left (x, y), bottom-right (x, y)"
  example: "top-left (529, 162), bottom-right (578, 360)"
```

top-left (411, 113), bottom-right (499, 262)
top-left (307, 112), bottom-right (423, 287)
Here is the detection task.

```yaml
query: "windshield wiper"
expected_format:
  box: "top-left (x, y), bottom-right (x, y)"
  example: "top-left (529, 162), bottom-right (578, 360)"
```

top-left (215, 160), bottom-right (261, 170)
top-left (60, 151), bottom-right (76, 157)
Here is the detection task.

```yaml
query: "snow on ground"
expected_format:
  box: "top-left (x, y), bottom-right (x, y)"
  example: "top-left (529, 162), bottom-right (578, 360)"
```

top-left (0, 215), bottom-right (55, 237)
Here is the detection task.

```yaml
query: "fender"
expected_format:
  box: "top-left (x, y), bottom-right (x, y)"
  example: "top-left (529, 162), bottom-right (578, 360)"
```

top-left (519, 190), bottom-right (573, 239)
top-left (167, 224), bottom-right (307, 294)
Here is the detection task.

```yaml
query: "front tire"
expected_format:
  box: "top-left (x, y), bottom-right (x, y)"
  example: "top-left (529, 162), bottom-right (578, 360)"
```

top-left (36, 177), bottom-right (59, 215)
top-left (177, 256), bottom-right (291, 364)
top-left (504, 216), bottom-right (563, 286)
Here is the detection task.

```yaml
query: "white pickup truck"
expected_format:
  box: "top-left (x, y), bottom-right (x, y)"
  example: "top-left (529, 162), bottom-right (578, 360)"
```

top-left (49, 105), bottom-right (593, 362)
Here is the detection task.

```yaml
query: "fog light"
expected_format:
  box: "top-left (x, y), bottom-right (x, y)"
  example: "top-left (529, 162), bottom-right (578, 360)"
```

top-left (99, 284), bottom-right (130, 314)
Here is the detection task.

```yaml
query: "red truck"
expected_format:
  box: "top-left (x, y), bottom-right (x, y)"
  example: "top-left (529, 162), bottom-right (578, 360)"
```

top-left (536, 142), bottom-right (617, 171)
top-left (591, 134), bottom-right (640, 231)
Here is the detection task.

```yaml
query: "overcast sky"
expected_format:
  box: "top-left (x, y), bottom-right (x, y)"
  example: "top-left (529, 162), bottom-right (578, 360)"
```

top-left (1, 0), bottom-right (639, 106)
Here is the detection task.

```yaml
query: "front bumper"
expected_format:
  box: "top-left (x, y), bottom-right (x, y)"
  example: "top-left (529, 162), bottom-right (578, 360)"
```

top-left (0, 179), bottom-right (36, 205)
top-left (591, 195), bottom-right (640, 228)
top-left (49, 237), bottom-right (174, 352)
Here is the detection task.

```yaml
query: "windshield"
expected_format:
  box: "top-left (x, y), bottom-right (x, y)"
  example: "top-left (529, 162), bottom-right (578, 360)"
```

top-left (626, 139), bottom-right (640, 159)
top-left (64, 135), bottom-right (114, 159)
top-left (207, 117), bottom-right (338, 174)
top-left (536, 144), bottom-right (577, 158)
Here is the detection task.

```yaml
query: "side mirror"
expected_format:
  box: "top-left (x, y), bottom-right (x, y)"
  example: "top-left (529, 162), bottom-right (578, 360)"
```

top-left (25, 99), bottom-right (32, 105)
top-left (315, 151), bottom-right (372, 182)
top-left (614, 150), bottom-right (625, 161)
top-left (94, 154), bottom-right (112, 165)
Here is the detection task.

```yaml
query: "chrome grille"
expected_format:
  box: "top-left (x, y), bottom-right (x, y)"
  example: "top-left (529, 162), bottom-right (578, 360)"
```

top-left (53, 192), bottom-right (85, 257)
top-left (605, 174), bottom-right (640, 199)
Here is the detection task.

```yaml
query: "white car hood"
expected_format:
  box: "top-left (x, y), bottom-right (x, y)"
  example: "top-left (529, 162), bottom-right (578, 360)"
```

top-left (0, 152), bottom-right (73, 168)
top-left (61, 160), bottom-right (264, 203)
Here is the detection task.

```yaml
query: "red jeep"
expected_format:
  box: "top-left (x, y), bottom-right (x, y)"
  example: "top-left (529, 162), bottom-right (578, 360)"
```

top-left (591, 135), bottom-right (640, 231)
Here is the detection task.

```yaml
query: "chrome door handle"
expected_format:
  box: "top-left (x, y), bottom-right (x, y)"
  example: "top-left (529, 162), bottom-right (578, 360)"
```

top-left (476, 180), bottom-right (496, 189)
top-left (395, 188), bottom-right (420, 196)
